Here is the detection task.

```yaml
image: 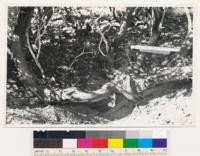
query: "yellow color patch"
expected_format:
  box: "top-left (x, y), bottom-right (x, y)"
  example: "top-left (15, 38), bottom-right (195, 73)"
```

top-left (108, 139), bottom-right (123, 148)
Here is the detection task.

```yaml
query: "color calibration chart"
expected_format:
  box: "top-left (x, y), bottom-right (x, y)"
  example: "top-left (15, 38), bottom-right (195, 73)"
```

top-left (33, 130), bottom-right (168, 156)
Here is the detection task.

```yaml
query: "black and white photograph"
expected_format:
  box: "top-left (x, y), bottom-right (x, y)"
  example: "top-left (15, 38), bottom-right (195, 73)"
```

top-left (6, 6), bottom-right (193, 126)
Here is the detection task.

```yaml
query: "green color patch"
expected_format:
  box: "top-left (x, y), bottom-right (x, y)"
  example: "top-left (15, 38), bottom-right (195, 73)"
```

top-left (123, 139), bottom-right (138, 148)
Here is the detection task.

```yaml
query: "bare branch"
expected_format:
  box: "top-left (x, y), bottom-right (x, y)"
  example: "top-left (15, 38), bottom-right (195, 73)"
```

top-left (69, 47), bottom-right (93, 69)
top-left (34, 19), bottom-right (50, 45)
top-left (26, 28), bottom-right (45, 77)
top-left (159, 8), bottom-right (167, 30)
top-left (98, 35), bottom-right (106, 56)
top-left (7, 47), bottom-right (13, 59)
top-left (36, 25), bottom-right (42, 59)
top-left (94, 17), bottom-right (110, 56)
top-left (184, 7), bottom-right (192, 33)
top-left (97, 29), bottom-right (109, 56)
top-left (34, 8), bottom-right (53, 46)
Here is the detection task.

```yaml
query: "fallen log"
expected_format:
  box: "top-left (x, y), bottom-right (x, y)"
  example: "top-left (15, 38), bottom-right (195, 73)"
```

top-left (44, 65), bottom-right (192, 105)
top-left (44, 82), bottom-right (115, 103)
top-left (135, 65), bottom-right (192, 92)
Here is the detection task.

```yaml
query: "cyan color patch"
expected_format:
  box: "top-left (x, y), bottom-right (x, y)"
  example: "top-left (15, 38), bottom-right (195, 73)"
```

top-left (138, 139), bottom-right (152, 148)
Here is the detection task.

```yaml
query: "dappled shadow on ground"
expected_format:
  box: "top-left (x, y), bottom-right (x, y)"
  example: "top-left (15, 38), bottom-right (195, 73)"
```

top-left (6, 79), bottom-right (192, 125)
top-left (139, 79), bottom-right (192, 106)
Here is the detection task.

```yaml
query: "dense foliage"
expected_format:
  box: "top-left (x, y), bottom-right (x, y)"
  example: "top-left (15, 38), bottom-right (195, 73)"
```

top-left (7, 7), bottom-right (192, 106)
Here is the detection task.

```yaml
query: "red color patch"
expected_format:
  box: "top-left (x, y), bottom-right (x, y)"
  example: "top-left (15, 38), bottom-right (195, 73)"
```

top-left (92, 139), bottom-right (108, 148)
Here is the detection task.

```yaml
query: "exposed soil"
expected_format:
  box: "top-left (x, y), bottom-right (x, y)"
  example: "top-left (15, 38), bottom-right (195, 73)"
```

top-left (6, 80), bottom-right (192, 126)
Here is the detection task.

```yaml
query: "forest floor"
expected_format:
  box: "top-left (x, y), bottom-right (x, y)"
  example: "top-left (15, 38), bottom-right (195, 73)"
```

top-left (6, 80), bottom-right (192, 126)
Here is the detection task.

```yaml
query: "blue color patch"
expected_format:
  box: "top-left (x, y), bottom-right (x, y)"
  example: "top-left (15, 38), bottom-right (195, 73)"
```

top-left (138, 139), bottom-right (152, 148)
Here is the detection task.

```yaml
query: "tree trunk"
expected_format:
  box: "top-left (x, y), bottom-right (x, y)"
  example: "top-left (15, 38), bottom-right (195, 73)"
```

top-left (11, 7), bottom-right (44, 98)
top-left (107, 7), bottom-right (136, 68)
top-left (44, 65), bottom-right (192, 104)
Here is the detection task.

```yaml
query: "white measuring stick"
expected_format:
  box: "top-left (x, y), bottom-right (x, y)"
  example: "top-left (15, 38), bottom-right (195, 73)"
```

top-left (130, 45), bottom-right (180, 55)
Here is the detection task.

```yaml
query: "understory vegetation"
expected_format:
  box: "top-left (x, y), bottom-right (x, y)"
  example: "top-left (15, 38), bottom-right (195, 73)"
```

top-left (7, 7), bottom-right (192, 125)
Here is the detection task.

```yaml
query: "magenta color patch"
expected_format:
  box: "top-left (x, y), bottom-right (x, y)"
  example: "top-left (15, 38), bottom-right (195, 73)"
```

top-left (77, 139), bottom-right (92, 148)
